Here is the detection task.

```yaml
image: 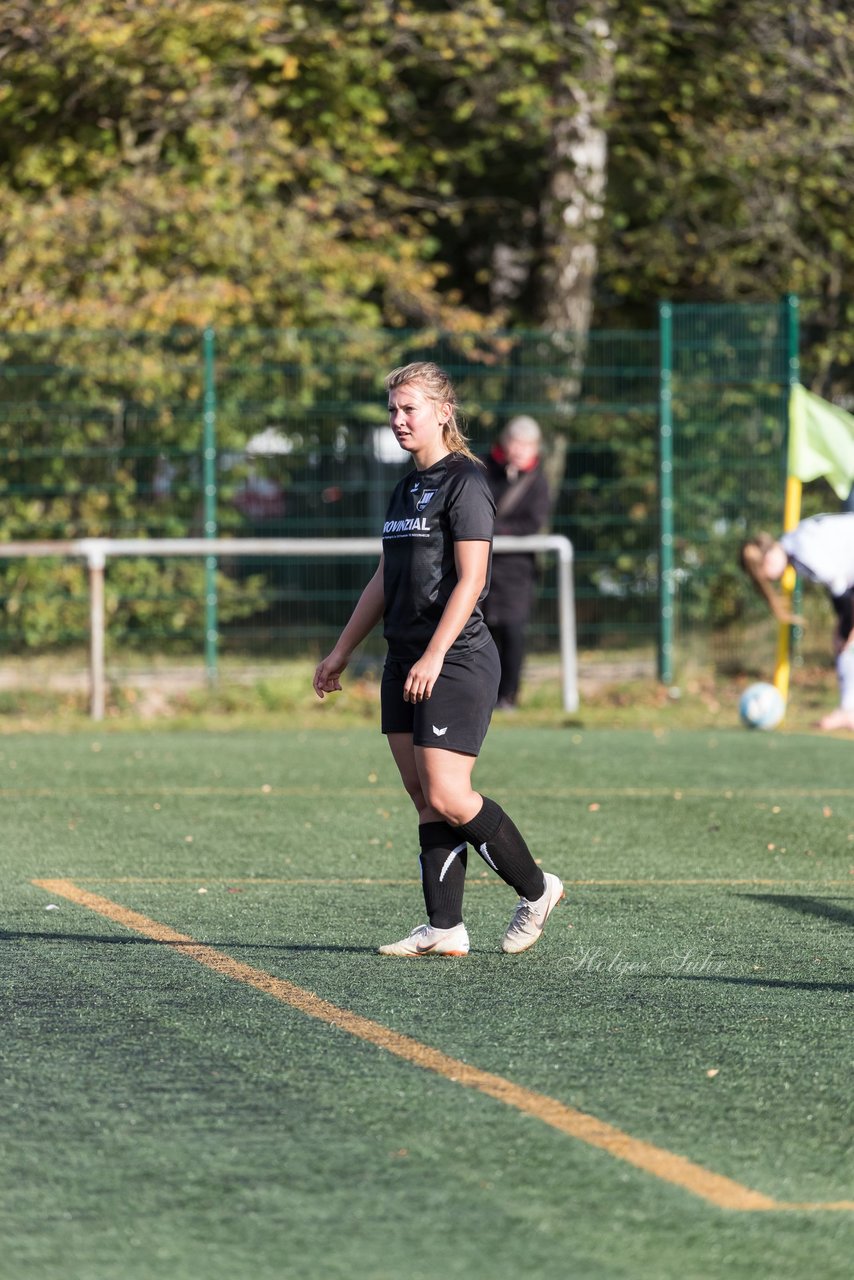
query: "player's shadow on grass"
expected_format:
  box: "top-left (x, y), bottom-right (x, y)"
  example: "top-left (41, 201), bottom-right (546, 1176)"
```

top-left (671, 973), bottom-right (852, 994)
top-left (741, 893), bottom-right (854, 928)
top-left (0, 930), bottom-right (376, 954)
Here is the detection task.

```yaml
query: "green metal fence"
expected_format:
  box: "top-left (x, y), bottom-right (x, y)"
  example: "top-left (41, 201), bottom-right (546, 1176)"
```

top-left (662, 299), bottom-right (795, 680)
top-left (0, 326), bottom-right (660, 669)
top-left (0, 309), bottom-right (841, 682)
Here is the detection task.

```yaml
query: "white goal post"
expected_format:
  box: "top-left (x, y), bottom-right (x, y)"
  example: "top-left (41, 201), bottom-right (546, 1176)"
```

top-left (0, 535), bottom-right (578, 719)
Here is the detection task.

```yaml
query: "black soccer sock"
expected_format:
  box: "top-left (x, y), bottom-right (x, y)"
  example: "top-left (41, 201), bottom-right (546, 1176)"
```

top-left (457, 796), bottom-right (545, 901)
top-left (419, 821), bottom-right (468, 929)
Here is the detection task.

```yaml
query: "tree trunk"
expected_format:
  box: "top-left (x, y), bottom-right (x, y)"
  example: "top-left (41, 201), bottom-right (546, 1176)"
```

top-left (540, 3), bottom-right (616, 337)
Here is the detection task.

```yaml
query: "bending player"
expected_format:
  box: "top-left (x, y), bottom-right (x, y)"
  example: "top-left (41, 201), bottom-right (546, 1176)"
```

top-left (740, 512), bottom-right (854, 731)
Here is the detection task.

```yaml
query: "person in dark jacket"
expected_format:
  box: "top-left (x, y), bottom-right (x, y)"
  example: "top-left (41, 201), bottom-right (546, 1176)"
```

top-left (483, 416), bottom-right (552, 709)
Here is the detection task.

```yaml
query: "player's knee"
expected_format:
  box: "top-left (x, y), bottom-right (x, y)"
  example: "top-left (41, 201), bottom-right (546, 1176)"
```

top-left (422, 784), bottom-right (466, 827)
top-left (402, 780), bottom-right (428, 814)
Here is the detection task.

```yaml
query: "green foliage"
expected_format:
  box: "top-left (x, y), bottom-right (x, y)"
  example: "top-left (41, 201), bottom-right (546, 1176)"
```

top-left (103, 558), bottom-right (267, 652)
top-left (0, 0), bottom-right (510, 334)
top-left (0, 3), bottom-right (851, 666)
top-left (1, 1), bottom-right (852, 391)
top-left (0, 557), bottom-right (88, 649)
top-left (603, 1), bottom-right (854, 391)
top-left (0, 555), bottom-right (266, 653)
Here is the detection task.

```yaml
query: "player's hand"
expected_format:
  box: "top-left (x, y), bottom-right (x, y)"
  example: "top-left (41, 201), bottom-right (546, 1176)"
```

top-left (403, 651), bottom-right (444, 703)
top-left (313, 651), bottom-right (348, 699)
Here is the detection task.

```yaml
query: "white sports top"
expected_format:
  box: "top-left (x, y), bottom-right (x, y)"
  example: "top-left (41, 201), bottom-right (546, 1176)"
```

top-left (780, 513), bottom-right (854, 597)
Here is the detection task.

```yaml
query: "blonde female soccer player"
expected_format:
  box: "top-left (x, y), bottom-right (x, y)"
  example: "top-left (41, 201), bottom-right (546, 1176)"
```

top-left (740, 512), bottom-right (854, 731)
top-left (313, 362), bottom-right (564, 955)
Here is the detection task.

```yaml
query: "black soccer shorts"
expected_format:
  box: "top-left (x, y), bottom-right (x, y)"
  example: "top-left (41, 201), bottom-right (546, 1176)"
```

top-left (380, 639), bottom-right (501, 756)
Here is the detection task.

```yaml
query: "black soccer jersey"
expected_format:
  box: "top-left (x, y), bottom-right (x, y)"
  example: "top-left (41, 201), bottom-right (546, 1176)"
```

top-left (381, 453), bottom-right (495, 661)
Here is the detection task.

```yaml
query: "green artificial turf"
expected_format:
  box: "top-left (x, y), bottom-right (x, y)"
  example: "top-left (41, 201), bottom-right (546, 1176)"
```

top-left (2, 727), bottom-right (852, 1280)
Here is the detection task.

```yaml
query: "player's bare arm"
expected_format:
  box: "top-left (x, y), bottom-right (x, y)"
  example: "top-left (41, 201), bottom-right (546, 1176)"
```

top-left (313, 558), bottom-right (385, 699)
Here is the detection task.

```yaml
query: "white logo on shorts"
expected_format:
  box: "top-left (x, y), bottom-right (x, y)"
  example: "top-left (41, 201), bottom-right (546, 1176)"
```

top-left (432, 725), bottom-right (448, 736)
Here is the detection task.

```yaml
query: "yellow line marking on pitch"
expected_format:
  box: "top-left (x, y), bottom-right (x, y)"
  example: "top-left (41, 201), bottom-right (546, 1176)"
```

top-left (32, 877), bottom-right (853, 1214)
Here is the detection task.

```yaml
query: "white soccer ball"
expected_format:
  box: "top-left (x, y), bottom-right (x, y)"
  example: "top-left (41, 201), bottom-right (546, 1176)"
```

top-left (739, 681), bottom-right (785, 731)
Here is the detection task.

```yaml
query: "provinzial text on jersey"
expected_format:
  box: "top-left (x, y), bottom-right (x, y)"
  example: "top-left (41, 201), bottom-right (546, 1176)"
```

top-left (383, 517), bottom-right (431, 534)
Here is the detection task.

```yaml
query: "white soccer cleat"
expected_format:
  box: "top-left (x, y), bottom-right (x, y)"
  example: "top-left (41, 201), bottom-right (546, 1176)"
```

top-left (378, 921), bottom-right (470, 958)
top-left (501, 872), bottom-right (565, 954)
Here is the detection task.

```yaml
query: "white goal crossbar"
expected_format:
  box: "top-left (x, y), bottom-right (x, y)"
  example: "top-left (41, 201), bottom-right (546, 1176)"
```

top-left (0, 535), bottom-right (578, 719)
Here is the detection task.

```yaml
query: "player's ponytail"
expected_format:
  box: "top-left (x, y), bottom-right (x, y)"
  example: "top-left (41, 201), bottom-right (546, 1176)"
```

top-left (384, 361), bottom-right (483, 465)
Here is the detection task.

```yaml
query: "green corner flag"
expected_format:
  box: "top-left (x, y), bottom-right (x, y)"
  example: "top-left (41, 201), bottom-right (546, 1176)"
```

top-left (788, 384), bottom-right (854, 500)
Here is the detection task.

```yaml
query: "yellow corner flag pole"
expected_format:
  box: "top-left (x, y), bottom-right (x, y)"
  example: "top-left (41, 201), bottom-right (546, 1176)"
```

top-left (773, 474), bottom-right (802, 699)
top-left (775, 298), bottom-right (801, 705)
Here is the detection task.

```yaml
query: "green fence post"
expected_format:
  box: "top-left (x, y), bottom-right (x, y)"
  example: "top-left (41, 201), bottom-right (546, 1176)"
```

top-left (785, 294), bottom-right (803, 657)
top-left (203, 326), bottom-right (218, 684)
top-left (658, 302), bottom-right (674, 684)
top-left (785, 293), bottom-right (800, 390)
